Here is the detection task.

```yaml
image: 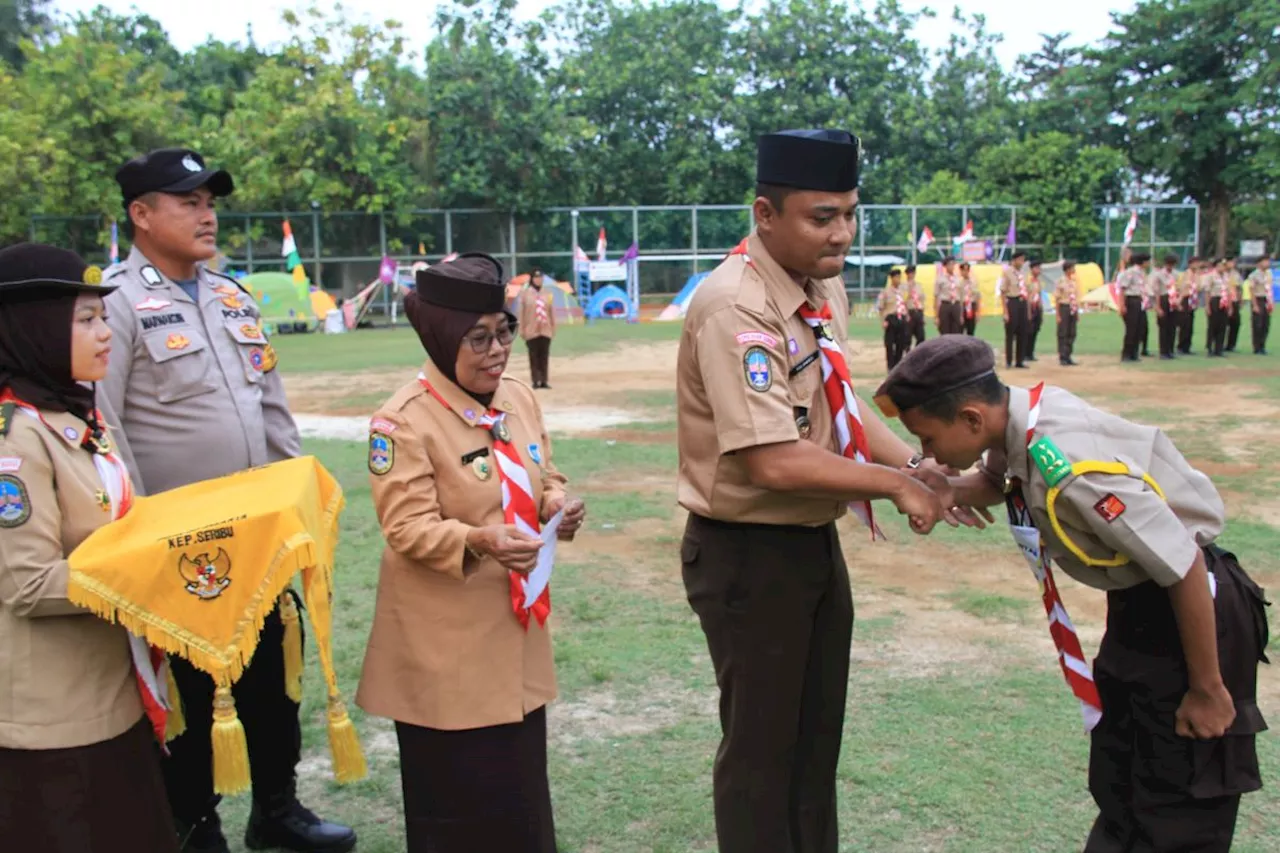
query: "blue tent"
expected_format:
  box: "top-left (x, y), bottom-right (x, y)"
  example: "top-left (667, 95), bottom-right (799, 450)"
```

top-left (585, 284), bottom-right (630, 319)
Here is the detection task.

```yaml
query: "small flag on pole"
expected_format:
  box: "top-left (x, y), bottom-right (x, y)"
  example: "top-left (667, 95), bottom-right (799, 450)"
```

top-left (620, 242), bottom-right (639, 263)
top-left (282, 220), bottom-right (309, 287)
top-left (596, 228), bottom-right (608, 261)
top-left (1005, 216), bottom-right (1016, 246)
top-left (1122, 210), bottom-right (1138, 246)
top-left (109, 221), bottom-right (119, 265)
top-left (916, 227), bottom-right (934, 254)
top-left (953, 220), bottom-right (974, 244)
top-left (574, 245), bottom-right (589, 265)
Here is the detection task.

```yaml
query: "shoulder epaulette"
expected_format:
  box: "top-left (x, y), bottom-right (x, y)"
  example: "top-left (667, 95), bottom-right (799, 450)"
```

top-left (0, 402), bottom-right (14, 438)
top-left (208, 269), bottom-right (252, 297)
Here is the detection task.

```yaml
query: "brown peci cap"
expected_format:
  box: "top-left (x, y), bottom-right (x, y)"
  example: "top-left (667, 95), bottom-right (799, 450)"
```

top-left (873, 336), bottom-right (996, 417)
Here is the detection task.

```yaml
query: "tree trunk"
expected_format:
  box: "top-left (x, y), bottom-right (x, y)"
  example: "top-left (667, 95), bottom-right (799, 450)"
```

top-left (1207, 187), bottom-right (1231, 259)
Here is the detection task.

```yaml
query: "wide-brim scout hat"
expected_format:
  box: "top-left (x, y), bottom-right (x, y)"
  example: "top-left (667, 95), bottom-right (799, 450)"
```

top-left (116, 148), bottom-right (235, 208)
top-left (0, 242), bottom-right (119, 299)
top-left (415, 252), bottom-right (517, 323)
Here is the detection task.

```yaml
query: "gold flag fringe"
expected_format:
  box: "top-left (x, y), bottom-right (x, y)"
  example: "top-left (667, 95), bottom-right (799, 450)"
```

top-left (279, 591), bottom-right (304, 703)
top-left (211, 685), bottom-right (251, 795)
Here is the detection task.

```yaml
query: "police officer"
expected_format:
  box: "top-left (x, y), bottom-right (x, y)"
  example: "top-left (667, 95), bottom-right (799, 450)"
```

top-left (876, 336), bottom-right (1268, 853)
top-left (1150, 253), bottom-right (1181, 359)
top-left (998, 250), bottom-right (1030, 369)
top-left (97, 148), bottom-right (356, 853)
top-left (903, 264), bottom-right (926, 348)
top-left (934, 255), bottom-right (963, 334)
top-left (518, 266), bottom-right (556, 388)
top-left (1246, 256), bottom-right (1272, 354)
top-left (877, 268), bottom-right (909, 369)
top-left (1117, 253), bottom-right (1150, 362)
top-left (676, 129), bottom-right (969, 853)
top-left (1025, 258), bottom-right (1044, 362)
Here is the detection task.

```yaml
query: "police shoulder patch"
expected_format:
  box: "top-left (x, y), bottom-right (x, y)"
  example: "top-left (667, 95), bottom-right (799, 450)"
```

top-left (0, 474), bottom-right (31, 528)
top-left (368, 431), bottom-right (394, 476)
top-left (742, 345), bottom-right (772, 392)
top-left (1029, 435), bottom-right (1071, 487)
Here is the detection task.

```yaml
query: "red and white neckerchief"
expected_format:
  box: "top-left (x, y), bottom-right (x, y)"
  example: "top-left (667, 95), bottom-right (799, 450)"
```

top-left (0, 391), bottom-right (172, 744)
top-left (532, 289), bottom-right (550, 327)
top-left (909, 283), bottom-right (922, 311)
top-left (963, 279), bottom-right (975, 318)
top-left (1064, 278), bottom-right (1079, 316)
top-left (418, 376), bottom-right (550, 630)
top-left (796, 303), bottom-right (883, 540)
top-left (894, 287), bottom-right (907, 318)
top-left (1017, 270), bottom-right (1028, 299)
top-left (1165, 271), bottom-right (1178, 303)
top-left (1006, 384), bottom-right (1102, 732)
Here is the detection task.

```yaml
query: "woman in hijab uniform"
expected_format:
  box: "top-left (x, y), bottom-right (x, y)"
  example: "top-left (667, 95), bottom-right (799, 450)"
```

top-left (0, 243), bottom-right (178, 852)
top-left (357, 253), bottom-right (586, 853)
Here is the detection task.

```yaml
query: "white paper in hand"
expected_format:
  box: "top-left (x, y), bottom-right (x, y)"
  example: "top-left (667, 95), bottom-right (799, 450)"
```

top-left (524, 508), bottom-right (563, 608)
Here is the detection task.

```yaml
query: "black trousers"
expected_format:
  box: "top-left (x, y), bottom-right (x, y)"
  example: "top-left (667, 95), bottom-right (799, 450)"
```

top-left (963, 306), bottom-right (978, 336)
top-left (1178, 297), bottom-right (1196, 353)
top-left (1158, 295), bottom-right (1180, 356)
top-left (1056, 306), bottom-right (1077, 361)
top-left (682, 514), bottom-right (853, 853)
top-left (1208, 297), bottom-right (1230, 355)
top-left (938, 301), bottom-right (964, 335)
top-left (1252, 299), bottom-right (1271, 353)
top-left (1083, 547), bottom-right (1268, 853)
top-left (164, 600), bottom-right (302, 825)
top-left (0, 717), bottom-right (178, 853)
top-left (1122, 297), bottom-right (1144, 360)
top-left (907, 309), bottom-right (925, 348)
top-left (1028, 304), bottom-right (1043, 359)
top-left (1139, 307), bottom-right (1151, 355)
top-left (526, 336), bottom-right (552, 387)
top-left (1226, 303), bottom-right (1241, 351)
top-left (883, 315), bottom-right (909, 369)
top-left (395, 708), bottom-right (556, 853)
top-left (1004, 297), bottom-right (1028, 366)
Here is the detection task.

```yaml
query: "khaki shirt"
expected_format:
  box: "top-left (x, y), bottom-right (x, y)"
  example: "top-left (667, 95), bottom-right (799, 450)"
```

top-left (0, 405), bottom-right (142, 748)
top-left (1052, 277), bottom-right (1078, 307)
top-left (903, 279), bottom-right (924, 311)
top-left (518, 285), bottom-right (556, 340)
top-left (676, 231), bottom-right (847, 526)
top-left (1247, 269), bottom-right (1273, 307)
top-left (357, 360), bottom-right (566, 730)
top-left (97, 247), bottom-right (300, 496)
top-left (1177, 270), bottom-right (1198, 299)
top-left (1000, 386), bottom-right (1224, 591)
top-left (1117, 267), bottom-right (1146, 297)
top-left (937, 271), bottom-right (960, 303)
top-left (998, 265), bottom-right (1026, 299)
top-left (877, 283), bottom-right (906, 320)
top-left (1148, 269), bottom-right (1178, 302)
top-left (961, 275), bottom-right (980, 307)
top-left (1205, 271), bottom-right (1229, 300)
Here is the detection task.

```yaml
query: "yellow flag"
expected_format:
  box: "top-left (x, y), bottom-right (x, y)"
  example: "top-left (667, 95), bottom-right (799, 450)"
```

top-left (67, 457), bottom-right (366, 791)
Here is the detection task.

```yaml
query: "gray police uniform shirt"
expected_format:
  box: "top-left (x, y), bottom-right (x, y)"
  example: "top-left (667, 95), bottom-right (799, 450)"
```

top-left (97, 246), bottom-right (301, 495)
top-left (999, 385), bottom-right (1224, 591)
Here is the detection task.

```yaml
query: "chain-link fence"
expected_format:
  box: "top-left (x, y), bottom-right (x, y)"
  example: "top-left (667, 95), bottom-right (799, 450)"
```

top-left (32, 203), bottom-right (1198, 306)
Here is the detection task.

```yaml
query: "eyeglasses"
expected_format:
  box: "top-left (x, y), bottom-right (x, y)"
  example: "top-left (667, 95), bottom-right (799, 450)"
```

top-left (464, 324), bottom-right (517, 353)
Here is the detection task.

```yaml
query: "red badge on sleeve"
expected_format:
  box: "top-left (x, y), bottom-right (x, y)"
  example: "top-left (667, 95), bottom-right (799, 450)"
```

top-left (1093, 494), bottom-right (1127, 523)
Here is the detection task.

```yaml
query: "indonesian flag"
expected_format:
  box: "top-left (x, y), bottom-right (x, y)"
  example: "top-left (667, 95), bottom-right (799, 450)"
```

top-left (953, 220), bottom-right (974, 244)
top-left (574, 245), bottom-right (590, 265)
top-left (1122, 210), bottom-right (1138, 246)
top-left (596, 227), bottom-right (607, 261)
top-left (916, 227), bottom-right (934, 254)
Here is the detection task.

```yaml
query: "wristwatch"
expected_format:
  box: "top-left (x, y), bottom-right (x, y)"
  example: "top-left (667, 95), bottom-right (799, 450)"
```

top-left (905, 452), bottom-right (924, 470)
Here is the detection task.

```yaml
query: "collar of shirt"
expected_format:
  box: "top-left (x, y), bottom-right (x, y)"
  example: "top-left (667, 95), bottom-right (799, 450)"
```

top-left (1002, 384), bottom-right (1033, 485)
top-left (746, 231), bottom-right (827, 316)
top-left (421, 359), bottom-right (517, 426)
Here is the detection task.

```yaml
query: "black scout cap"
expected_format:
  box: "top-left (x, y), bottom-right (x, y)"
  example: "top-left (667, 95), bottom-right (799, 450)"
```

top-left (116, 148), bottom-right (235, 208)
top-left (415, 253), bottom-right (509, 314)
top-left (757, 130), bottom-right (861, 192)
top-left (0, 242), bottom-right (119, 298)
top-left (873, 337), bottom-right (996, 418)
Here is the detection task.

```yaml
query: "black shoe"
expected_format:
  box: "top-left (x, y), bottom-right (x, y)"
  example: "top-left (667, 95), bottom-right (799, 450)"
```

top-left (1013, 363), bottom-right (1028, 369)
top-left (1160, 353), bottom-right (1175, 360)
top-left (1026, 355), bottom-right (1037, 362)
top-left (541, 383), bottom-right (552, 389)
top-left (245, 798), bottom-right (357, 853)
top-left (1059, 358), bottom-right (1069, 366)
top-left (177, 812), bottom-right (231, 853)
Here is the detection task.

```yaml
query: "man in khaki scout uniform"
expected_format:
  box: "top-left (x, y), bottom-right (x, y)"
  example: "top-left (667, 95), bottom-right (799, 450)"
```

top-left (1150, 252), bottom-right (1182, 359)
top-left (960, 261), bottom-right (981, 336)
top-left (1117, 253), bottom-right (1150, 362)
top-left (518, 267), bottom-right (556, 388)
top-left (676, 129), bottom-right (973, 853)
top-left (934, 255), bottom-right (963, 335)
top-left (1205, 258), bottom-right (1231, 357)
top-left (877, 268), bottom-right (909, 369)
top-left (97, 148), bottom-right (355, 853)
top-left (1025, 258), bottom-right (1044, 362)
top-left (998, 250), bottom-right (1030, 369)
top-left (1246, 255), bottom-right (1272, 354)
top-left (1224, 258), bottom-right (1243, 352)
top-left (1177, 256), bottom-right (1202, 355)
top-left (1053, 260), bottom-right (1080, 366)
top-left (903, 264), bottom-right (926, 349)
top-left (876, 336), bottom-right (1268, 853)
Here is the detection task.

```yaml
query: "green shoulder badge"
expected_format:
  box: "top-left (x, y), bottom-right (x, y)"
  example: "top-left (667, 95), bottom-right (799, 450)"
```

top-left (0, 474), bottom-right (31, 528)
top-left (0, 402), bottom-right (13, 438)
top-left (1029, 436), bottom-right (1071, 487)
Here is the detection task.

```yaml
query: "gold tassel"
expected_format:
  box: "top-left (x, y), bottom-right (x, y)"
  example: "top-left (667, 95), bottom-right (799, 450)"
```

top-left (279, 592), bottom-right (304, 704)
top-left (164, 665), bottom-right (186, 741)
top-left (210, 686), bottom-right (251, 795)
top-left (326, 695), bottom-right (368, 784)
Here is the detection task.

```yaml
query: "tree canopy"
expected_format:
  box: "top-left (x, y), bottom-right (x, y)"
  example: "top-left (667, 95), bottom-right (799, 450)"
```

top-left (1, 0), bottom-right (1276, 255)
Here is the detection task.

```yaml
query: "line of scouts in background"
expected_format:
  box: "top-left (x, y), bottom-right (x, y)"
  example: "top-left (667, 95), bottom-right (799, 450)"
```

top-left (1115, 252), bottom-right (1273, 362)
top-left (877, 250), bottom-right (1274, 373)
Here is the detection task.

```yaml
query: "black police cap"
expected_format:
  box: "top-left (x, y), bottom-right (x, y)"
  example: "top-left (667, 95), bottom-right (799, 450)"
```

top-left (116, 148), bottom-right (234, 208)
top-left (0, 242), bottom-right (119, 299)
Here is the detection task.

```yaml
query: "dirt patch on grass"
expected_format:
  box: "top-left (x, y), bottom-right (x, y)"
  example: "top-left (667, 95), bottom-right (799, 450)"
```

top-left (549, 678), bottom-right (716, 747)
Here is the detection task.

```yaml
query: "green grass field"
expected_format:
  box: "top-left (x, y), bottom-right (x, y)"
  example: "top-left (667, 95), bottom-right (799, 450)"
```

top-left (232, 312), bottom-right (1280, 852)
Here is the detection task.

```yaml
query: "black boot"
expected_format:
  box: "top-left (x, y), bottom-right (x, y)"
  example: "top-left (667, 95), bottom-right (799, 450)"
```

top-left (245, 795), bottom-right (357, 852)
top-left (177, 810), bottom-right (231, 853)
